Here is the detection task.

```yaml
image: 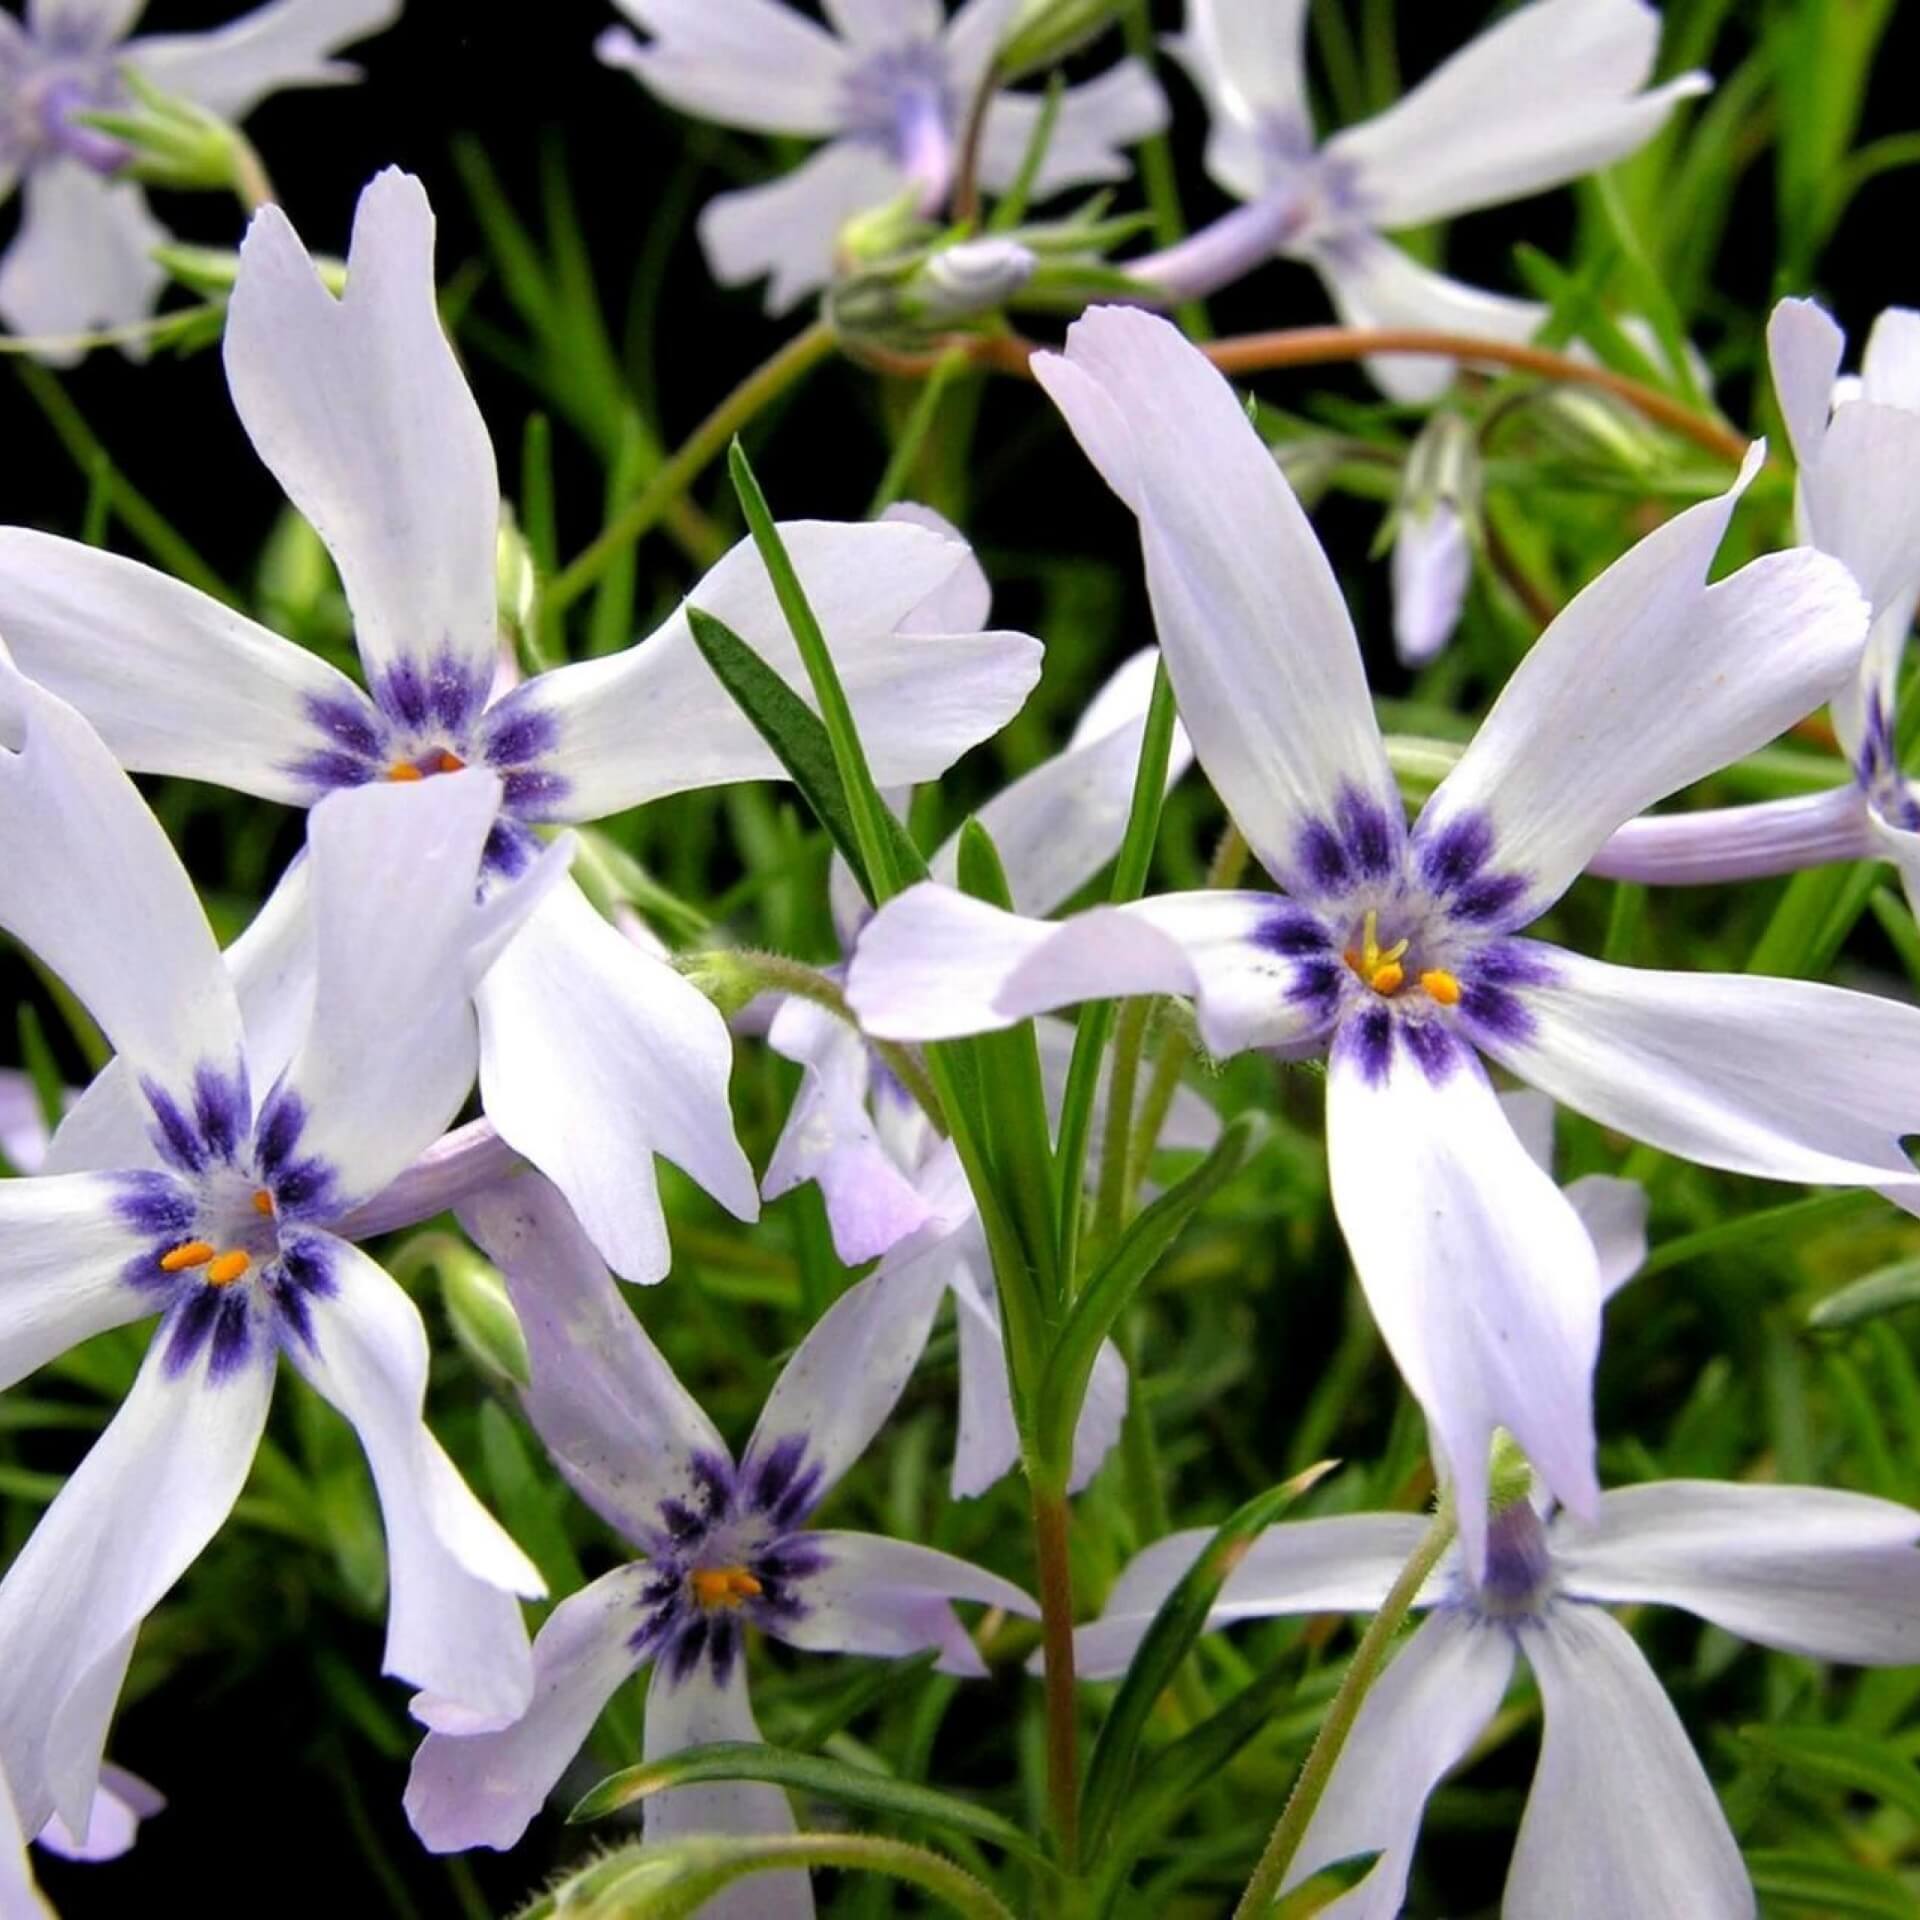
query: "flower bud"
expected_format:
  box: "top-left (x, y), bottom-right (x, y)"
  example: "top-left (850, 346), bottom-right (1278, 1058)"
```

top-left (918, 237), bottom-right (1038, 320)
top-left (496, 507), bottom-right (538, 644)
top-left (1390, 412), bottom-right (1481, 667)
top-left (676, 947), bottom-right (769, 1022)
top-left (438, 1246), bottom-right (530, 1388)
top-left (999, 0), bottom-right (1132, 80)
top-left (77, 68), bottom-right (254, 195)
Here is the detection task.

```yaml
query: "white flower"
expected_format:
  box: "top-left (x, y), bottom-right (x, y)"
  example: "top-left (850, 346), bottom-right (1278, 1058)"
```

top-left (598, 0), bottom-right (1166, 313)
top-left (0, 0), bottom-right (399, 358)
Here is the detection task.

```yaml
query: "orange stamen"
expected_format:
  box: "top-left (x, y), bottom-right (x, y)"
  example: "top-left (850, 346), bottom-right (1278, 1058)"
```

top-left (159, 1240), bottom-right (215, 1273)
top-left (436, 750), bottom-right (466, 773)
top-left (690, 1566), bottom-right (763, 1610)
top-left (1421, 969), bottom-right (1462, 1006)
top-left (205, 1250), bottom-right (251, 1286)
top-left (386, 761), bottom-right (424, 782)
top-left (1369, 961), bottom-right (1405, 996)
top-left (251, 1189), bottom-right (275, 1216)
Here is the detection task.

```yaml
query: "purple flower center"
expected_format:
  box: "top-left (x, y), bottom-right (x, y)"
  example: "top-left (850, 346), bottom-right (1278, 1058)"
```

top-left (7, 55), bottom-right (129, 174)
top-left (840, 41), bottom-right (956, 211)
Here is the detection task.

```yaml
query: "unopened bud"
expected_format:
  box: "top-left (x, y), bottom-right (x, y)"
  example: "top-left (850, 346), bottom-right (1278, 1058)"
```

top-left (918, 238), bottom-right (1037, 320)
top-left (496, 508), bottom-right (537, 643)
top-left (78, 68), bottom-right (251, 195)
top-left (675, 947), bottom-right (767, 1022)
top-left (1000, 0), bottom-right (1131, 79)
top-left (1487, 1430), bottom-right (1536, 1513)
top-left (1390, 413), bottom-right (1481, 667)
top-left (439, 1248), bottom-right (530, 1388)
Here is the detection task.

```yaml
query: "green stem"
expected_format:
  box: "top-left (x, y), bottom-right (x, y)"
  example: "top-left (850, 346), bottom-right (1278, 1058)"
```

top-left (541, 318), bottom-right (837, 621)
top-left (1031, 1484), bottom-right (1081, 1873)
top-left (870, 347), bottom-right (971, 516)
top-left (1093, 996), bottom-right (1152, 1256)
top-left (1232, 1500), bottom-right (1457, 1918)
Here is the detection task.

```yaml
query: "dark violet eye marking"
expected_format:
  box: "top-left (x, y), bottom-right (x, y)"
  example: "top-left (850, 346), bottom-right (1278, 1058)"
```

top-left (481, 696), bottom-right (560, 770)
top-left (1400, 1018), bottom-right (1458, 1085)
top-left (1335, 786), bottom-right (1398, 880)
top-left (499, 768), bottom-right (570, 819)
top-left (1257, 907), bottom-right (1331, 957)
top-left (1296, 818), bottom-right (1352, 894)
top-left (481, 819), bottom-right (539, 880)
top-left (191, 1064), bottom-right (249, 1165)
top-left (1450, 871), bottom-right (1530, 925)
top-left (114, 1170), bottom-right (196, 1240)
top-left (1289, 957), bottom-right (1343, 1012)
top-left (1416, 810), bottom-right (1494, 893)
top-left (303, 693), bottom-right (383, 762)
top-left (1341, 1003), bottom-right (1395, 1087)
top-left (287, 749), bottom-right (379, 795)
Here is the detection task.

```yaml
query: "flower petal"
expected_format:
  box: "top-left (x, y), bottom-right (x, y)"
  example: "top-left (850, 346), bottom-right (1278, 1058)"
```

top-left (224, 169), bottom-right (501, 711)
top-left (1552, 1480), bottom-right (1920, 1665)
top-left (1474, 941), bottom-right (1920, 1191)
top-left (458, 1169), bottom-right (732, 1552)
top-left (1391, 503), bottom-right (1471, 668)
top-left (1508, 1604), bottom-right (1751, 1920)
top-left (1283, 1610), bottom-right (1513, 1920)
top-left (0, 658), bottom-right (243, 1120)
top-left (1416, 452), bottom-right (1868, 926)
top-left (1862, 308), bottom-right (1920, 409)
top-left (34, 1764), bottom-right (163, 1864)
top-left (126, 0), bottom-right (399, 119)
top-left (282, 1236), bottom-right (540, 1729)
top-left (1767, 296), bottom-right (1843, 470)
top-left (1166, 0), bottom-right (1313, 201)
top-left (0, 1071), bottom-right (52, 1174)
top-left (515, 520), bottom-right (1040, 821)
top-left (1323, 0), bottom-right (1705, 229)
top-left (0, 1324), bottom-right (272, 1833)
top-left (1032, 308), bottom-right (1395, 893)
top-left (598, 0), bottom-right (852, 136)
top-left (475, 877), bottom-right (756, 1284)
top-left (1326, 1016), bottom-right (1603, 1573)
top-left (0, 1769), bottom-right (50, 1920)
top-left (772, 1531), bottom-right (1036, 1676)
top-left (334, 1118), bottom-right (522, 1241)
top-left (1795, 397), bottom-right (1920, 624)
top-left (1565, 1175), bottom-right (1648, 1299)
top-left (1072, 1512), bottom-right (1430, 1682)
top-left (0, 532), bottom-right (380, 805)
top-left (0, 165), bottom-right (167, 362)
top-left (1034, 1014), bottom-right (1220, 1156)
top-left (641, 1657), bottom-right (808, 1920)
top-left (763, 996), bottom-right (932, 1265)
top-left (405, 1562), bottom-right (657, 1852)
top-left (978, 60), bottom-right (1168, 200)
top-left (823, 0), bottom-right (941, 44)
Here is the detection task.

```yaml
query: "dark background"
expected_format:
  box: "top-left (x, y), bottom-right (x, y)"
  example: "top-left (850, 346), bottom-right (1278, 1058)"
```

top-left (7, 2), bottom-right (1919, 1914)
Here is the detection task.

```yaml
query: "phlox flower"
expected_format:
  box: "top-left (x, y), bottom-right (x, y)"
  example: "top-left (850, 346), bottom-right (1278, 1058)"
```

top-left (766, 642), bottom-right (1210, 1496)
top-left (1597, 300), bottom-right (1920, 903)
top-left (0, 0), bottom-right (399, 357)
top-left (846, 306), bottom-right (1913, 1572)
top-left (0, 166), bottom-right (1044, 1288)
top-left (598, 0), bottom-right (1167, 313)
top-left (0, 659), bottom-right (562, 1846)
top-left (406, 1171), bottom-right (1036, 1918)
top-left (1141, 0), bottom-right (1706, 399)
top-left (1073, 1475), bottom-right (1920, 1918)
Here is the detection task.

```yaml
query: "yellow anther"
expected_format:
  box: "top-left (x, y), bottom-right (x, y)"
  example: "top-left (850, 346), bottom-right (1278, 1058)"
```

top-left (386, 760), bottom-right (424, 782)
top-left (205, 1250), bottom-right (251, 1286)
top-left (251, 1188), bottom-right (275, 1216)
top-left (436, 750), bottom-right (466, 773)
top-left (159, 1240), bottom-right (215, 1273)
top-left (1421, 969), bottom-right (1462, 1006)
top-left (690, 1566), bottom-right (763, 1611)
top-left (1369, 962), bottom-right (1405, 996)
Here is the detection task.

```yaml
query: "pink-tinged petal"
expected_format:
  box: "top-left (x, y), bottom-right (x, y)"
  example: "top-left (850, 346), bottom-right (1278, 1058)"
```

top-left (1072, 1513), bottom-right (1429, 1682)
top-left (0, 659), bottom-right (244, 1122)
top-left (272, 772), bottom-right (566, 1214)
top-left (1475, 942), bottom-right (1920, 1192)
top-left (1552, 1480), bottom-right (1920, 1665)
top-left (1166, 0), bottom-right (1313, 202)
top-left (0, 1071), bottom-right (52, 1174)
top-left (642, 1658), bottom-right (808, 1920)
top-left (693, 139), bottom-right (906, 313)
top-left (458, 1171), bottom-right (731, 1552)
top-left (928, 648), bottom-right (1193, 918)
top-left (977, 60), bottom-right (1168, 200)
top-left (1391, 503), bottom-right (1470, 667)
top-left (1033, 309), bottom-right (1395, 894)
top-left (0, 165), bottom-right (167, 363)
top-left (0, 1769), bottom-right (50, 1920)
top-left (334, 1119), bottom-right (522, 1241)
top-left (225, 170), bottom-right (501, 709)
top-left (1861, 308), bottom-right (1920, 410)
top-left (1767, 297), bottom-right (1843, 469)
top-left (0, 1326), bottom-right (272, 1834)
top-left (599, 0), bottom-right (852, 136)
top-left (1417, 452), bottom-right (1868, 926)
top-left (1323, 0), bottom-right (1705, 229)
top-left (743, 1167), bottom-right (972, 1505)
top-left (34, 1764), bottom-right (162, 1863)
top-left (1327, 1017), bottom-right (1602, 1574)
top-left (772, 1531), bottom-right (1036, 1676)
top-left (1508, 1605), bottom-right (1751, 1920)
top-left (519, 520), bottom-right (1039, 820)
top-left (475, 877), bottom-right (756, 1285)
top-left (406, 1562), bottom-right (656, 1853)
top-left (126, 0), bottom-right (399, 120)
top-left (0, 1172), bottom-right (171, 1392)
top-left (763, 997), bottom-right (931, 1265)
top-left (283, 1237), bottom-right (540, 1730)
top-left (0, 531), bottom-right (377, 805)
top-left (1282, 1610), bottom-right (1513, 1920)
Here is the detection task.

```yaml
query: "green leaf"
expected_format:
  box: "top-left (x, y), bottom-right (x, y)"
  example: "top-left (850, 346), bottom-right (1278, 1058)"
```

top-left (1079, 1461), bottom-right (1333, 1855)
top-left (1809, 1255), bottom-right (1920, 1331)
top-left (15, 1000), bottom-right (64, 1139)
top-left (568, 1741), bottom-right (1046, 1866)
top-left (683, 605), bottom-right (925, 906)
top-left (1036, 1112), bottom-right (1266, 1472)
top-left (1739, 1724), bottom-right (1920, 1829)
top-left (1745, 1847), bottom-right (1919, 1920)
top-left (1271, 1854), bottom-right (1385, 1918)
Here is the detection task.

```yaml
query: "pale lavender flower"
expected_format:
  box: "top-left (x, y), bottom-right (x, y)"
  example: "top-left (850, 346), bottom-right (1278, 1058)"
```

top-left (0, 660), bottom-right (560, 1845)
top-left (0, 167), bottom-right (1043, 1289)
top-left (1596, 301), bottom-right (1920, 906)
top-left (845, 308), bottom-right (1907, 1572)
top-left (0, 0), bottom-right (399, 358)
top-left (1137, 0), bottom-right (1706, 400)
top-left (405, 1172), bottom-right (1036, 1915)
top-left (1073, 1479), bottom-right (1920, 1918)
top-left (597, 0), bottom-right (1166, 313)
top-left (1390, 500), bottom-right (1470, 667)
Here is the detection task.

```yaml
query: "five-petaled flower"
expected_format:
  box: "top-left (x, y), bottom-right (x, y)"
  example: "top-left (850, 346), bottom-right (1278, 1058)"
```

top-left (0, 0), bottom-right (399, 357)
top-left (0, 165), bottom-right (1044, 1289)
top-left (845, 306), bottom-right (1920, 1572)
top-left (405, 1171), bottom-right (1035, 1918)
top-left (1072, 1476), bottom-right (1920, 1919)
top-left (597, 0), bottom-right (1167, 313)
top-left (0, 656), bottom-right (562, 1848)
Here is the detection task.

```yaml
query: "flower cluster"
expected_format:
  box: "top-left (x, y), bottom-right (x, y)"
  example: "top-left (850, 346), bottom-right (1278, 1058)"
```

top-left (3, 4), bottom-right (1920, 1918)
